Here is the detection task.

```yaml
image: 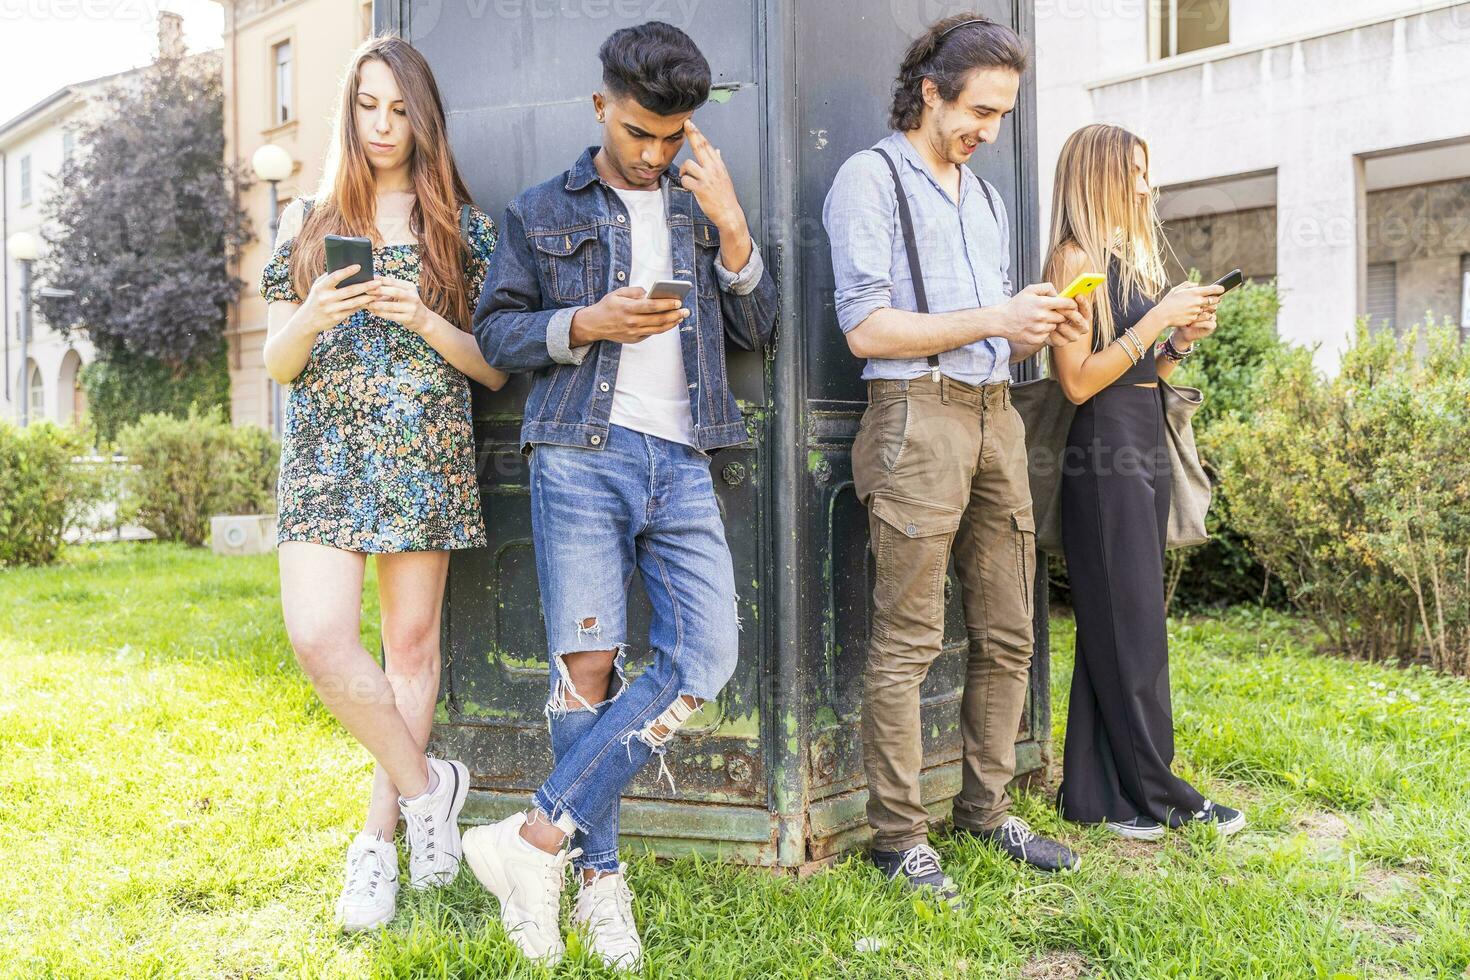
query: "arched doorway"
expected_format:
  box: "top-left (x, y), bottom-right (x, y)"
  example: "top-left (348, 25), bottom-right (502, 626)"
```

top-left (25, 359), bottom-right (45, 425)
top-left (57, 349), bottom-right (85, 425)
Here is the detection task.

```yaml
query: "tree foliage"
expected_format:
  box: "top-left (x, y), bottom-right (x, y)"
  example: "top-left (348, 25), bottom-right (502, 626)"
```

top-left (36, 50), bottom-right (251, 369)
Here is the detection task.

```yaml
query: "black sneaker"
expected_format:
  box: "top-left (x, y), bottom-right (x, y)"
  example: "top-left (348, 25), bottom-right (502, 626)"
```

top-left (1105, 816), bottom-right (1166, 841)
top-left (959, 816), bottom-right (1081, 873)
top-left (1190, 800), bottom-right (1246, 836)
top-left (871, 843), bottom-right (965, 910)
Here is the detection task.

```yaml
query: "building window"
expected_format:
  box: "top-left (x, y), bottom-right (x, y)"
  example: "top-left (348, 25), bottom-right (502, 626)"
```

top-left (272, 40), bottom-right (294, 126)
top-left (62, 130), bottom-right (75, 164)
top-left (1153, 0), bottom-right (1230, 59)
top-left (27, 362), bottom-right (44, 422)
top-left (1365, 262), bottom-right (1397, 334)
top-left (19, 154), bottom-right (31, 206)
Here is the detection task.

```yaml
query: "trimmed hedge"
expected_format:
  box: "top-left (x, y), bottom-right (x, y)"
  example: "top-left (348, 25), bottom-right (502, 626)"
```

top-left (1211, 321), bottom-right (1470, 674)
top-left (0, 422), bottom-right (100, 566)
top-left (116, 408), bottom-right (277, 546)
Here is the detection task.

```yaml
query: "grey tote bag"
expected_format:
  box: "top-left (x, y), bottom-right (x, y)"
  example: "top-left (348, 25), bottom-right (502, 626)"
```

top-left (1012, 376), bottom-right (1211, 554)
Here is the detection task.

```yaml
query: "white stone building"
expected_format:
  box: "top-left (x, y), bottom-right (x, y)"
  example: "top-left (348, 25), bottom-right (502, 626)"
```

top-left (0, 13), bottom-right (212, 429)
top-left (1035, 0), bottom-right (1470, 369)
top-left (0, 73), bottom-right (122, 427)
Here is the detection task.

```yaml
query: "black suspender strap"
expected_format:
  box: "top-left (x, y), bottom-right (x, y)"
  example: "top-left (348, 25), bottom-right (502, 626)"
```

top-left (873, 148), bottom-right (998, 383)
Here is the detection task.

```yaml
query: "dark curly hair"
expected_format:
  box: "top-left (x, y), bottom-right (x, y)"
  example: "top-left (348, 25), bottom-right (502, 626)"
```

top-left (598, 21), bottom-right (711, 116)
top-left (889, 14), bottom-right (1029, 132)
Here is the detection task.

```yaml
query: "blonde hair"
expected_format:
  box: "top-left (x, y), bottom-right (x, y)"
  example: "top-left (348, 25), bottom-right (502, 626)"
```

top-left (1043, 124), bottom-right (1171, 363)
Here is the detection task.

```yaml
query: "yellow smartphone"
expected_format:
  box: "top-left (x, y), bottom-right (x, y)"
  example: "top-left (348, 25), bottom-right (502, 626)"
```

top-left (1060, 273), bottom-right (1106, 300)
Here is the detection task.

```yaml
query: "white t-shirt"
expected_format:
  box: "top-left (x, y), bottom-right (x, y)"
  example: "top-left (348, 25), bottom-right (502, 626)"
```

top-left (607, 186), bottom-right (694, 446)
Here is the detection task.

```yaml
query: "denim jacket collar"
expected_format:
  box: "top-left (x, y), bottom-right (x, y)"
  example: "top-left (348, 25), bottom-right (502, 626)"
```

top-left (563, 145), bottom-right (684, 197)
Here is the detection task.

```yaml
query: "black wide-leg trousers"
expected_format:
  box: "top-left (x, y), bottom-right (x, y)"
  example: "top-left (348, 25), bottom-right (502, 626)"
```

top-left (1057, 385), bottom-right (1206, 826)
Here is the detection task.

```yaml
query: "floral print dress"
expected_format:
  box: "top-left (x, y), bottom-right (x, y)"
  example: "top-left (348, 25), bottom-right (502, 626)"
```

top-left (259, 199), bottom-right (496, 553)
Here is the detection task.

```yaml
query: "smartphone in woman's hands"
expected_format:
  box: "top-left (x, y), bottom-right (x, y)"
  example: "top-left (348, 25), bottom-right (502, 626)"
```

top-left (325, 235), bottom-right (374, 287)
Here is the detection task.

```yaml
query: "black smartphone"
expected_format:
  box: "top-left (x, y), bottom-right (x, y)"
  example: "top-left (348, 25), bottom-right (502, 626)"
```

top-left (325, 235), bottom-right (374, 287)
top-left (1212, 268), bottom-right (1244, 293)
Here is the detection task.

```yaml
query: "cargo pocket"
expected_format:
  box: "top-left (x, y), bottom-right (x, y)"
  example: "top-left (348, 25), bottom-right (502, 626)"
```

top-left (869, 493), bottom-right (964, 626)
top-left (1011, 505), bottom-right (1036, 618)
top-left (872, 493), bottom-right (964, 540)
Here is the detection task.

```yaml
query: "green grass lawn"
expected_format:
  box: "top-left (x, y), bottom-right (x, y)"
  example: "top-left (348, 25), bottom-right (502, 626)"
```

top-left (1, 544), bottom-right (1467, 979)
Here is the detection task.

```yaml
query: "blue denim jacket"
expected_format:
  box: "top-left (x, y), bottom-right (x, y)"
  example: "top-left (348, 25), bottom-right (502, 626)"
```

top-left (473, 147), bottom-right (779, 453)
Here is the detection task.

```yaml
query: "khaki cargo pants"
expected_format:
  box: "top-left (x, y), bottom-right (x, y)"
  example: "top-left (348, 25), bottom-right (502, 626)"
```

top-left (852, 375), bottom-right (1036, 852)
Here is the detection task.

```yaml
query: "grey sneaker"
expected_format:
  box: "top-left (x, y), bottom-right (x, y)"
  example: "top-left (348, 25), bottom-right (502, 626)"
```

top-left (871, 843), bottom-right (965, 910)
top-left (960, 816), bottom-right (1081, 872)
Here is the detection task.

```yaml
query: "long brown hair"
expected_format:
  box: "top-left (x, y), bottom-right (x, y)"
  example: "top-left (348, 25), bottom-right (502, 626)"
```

top-left (1043, 124), bottom-right (1172, 353)
top-left (889, 14), bottom-right (1028, 132)
top-left (289, 35), bottom-right (475, 329)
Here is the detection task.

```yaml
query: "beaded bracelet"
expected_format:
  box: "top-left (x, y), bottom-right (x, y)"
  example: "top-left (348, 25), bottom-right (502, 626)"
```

top-left (1159, 335), bottom-right (1196, 362)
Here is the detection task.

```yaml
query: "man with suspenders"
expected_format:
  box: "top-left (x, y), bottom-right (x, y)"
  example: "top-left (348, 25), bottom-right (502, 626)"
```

top-left (823, 14), bottom-right (1089, 906)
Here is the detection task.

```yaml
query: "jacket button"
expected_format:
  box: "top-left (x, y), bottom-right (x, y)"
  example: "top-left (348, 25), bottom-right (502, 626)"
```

top-left (599, 382), bottom-right (610, 392)
top-left (590, 435), bottom-right (602, 445)
top-left (616, 271), bottom-right (626, 281)
top-left (616, 214), bottom-right (626, 223)
top-left (906, 523), bottom-right (918, 537)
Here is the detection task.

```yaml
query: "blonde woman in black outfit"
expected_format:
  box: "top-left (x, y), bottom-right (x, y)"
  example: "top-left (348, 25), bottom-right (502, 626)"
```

top-left (1043, 124), bottom-right (1245, 841)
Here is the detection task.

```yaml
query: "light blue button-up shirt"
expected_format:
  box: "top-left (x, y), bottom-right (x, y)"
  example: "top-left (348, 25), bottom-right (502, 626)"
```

top-left (822, 131), bottom-right (1013, 385)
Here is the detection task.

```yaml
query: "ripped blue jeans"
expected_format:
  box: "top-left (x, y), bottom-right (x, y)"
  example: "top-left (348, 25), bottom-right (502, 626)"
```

top-left (529, 423), bottom-right (740, 872)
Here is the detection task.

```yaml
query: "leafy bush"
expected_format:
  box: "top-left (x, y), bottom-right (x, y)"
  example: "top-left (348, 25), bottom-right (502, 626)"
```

top-left (1211, 320), bottom-right (1470, 673)
top-left (1170, 278), bottom-right (1291, 610)
top-left (0, 422), bottom-right (101, 565)
top-left (81, 345), bottom-right (231, 444)
top-left (116, 408), bottom-right (278, 546)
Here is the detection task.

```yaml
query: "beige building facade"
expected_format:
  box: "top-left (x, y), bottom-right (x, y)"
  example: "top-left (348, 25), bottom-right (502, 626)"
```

top-left (218, 0), bottom-right (374, 431)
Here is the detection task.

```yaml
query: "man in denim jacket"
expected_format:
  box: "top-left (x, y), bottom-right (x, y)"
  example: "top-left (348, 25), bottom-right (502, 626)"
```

top-left (467, 21), bottom-right (777, 971)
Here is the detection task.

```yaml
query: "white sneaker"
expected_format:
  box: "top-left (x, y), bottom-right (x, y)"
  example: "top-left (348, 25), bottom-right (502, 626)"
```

top-left (398, 756), bottom-right (470, 889)
top-left (335, 831), bottom-right (399, 932)
top-left (572, 865), bottom-right (643, 971)
top-left (462, 812), bottom-right (582, 966)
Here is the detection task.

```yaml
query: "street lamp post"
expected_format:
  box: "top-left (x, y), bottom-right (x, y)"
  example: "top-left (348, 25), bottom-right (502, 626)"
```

top-left (251, 144), bottom-right (294, 248)
top-left (250, 144), bottom-right (294, 437)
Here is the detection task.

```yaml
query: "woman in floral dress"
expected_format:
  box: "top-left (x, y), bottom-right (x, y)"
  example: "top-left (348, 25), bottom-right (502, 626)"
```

top-left (259, 36), bottom-right (504, 933)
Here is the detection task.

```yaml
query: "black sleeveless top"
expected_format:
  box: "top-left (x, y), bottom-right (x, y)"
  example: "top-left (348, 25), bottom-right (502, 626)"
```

top-left (1092, 255), bottom-right (1160, 386)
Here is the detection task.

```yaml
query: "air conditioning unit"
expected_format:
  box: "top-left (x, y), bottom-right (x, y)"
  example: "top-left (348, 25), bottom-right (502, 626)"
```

top-left (210, 514), bottom-right (278, 556)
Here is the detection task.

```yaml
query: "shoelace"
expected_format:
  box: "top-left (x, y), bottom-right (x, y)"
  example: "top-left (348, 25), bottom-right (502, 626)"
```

top-left (898, 843), bottom-right (945, 880)
top-left (998, 816), bottom-right (1038, 849)
top-left (580, 874), bottom-right (639, 956)
top-left (345, 844), bottom-right (389, 900)
top-left (403, 808), bottom-right (436, 866)
top-left (535, 847), bottom-right (583, 927)
top-left (1193, 800), bottom-right (1215, 821)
